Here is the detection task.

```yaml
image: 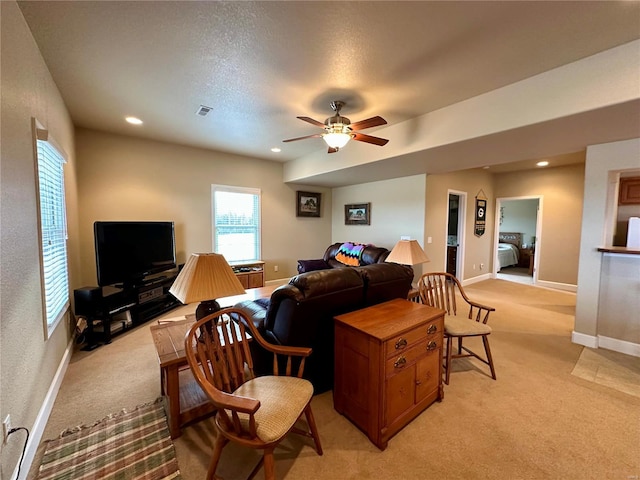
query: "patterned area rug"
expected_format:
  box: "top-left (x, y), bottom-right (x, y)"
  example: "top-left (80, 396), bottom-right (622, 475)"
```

top-left (37, 399), bottom-right (181, 480)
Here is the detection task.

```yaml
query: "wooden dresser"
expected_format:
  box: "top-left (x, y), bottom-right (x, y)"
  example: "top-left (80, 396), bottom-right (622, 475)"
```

top-left (334, 298), bottom-right (445, 450)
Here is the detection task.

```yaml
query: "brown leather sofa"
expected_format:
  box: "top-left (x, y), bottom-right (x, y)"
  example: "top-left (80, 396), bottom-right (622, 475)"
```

top-left (234, 258), bottom-right (413, 393)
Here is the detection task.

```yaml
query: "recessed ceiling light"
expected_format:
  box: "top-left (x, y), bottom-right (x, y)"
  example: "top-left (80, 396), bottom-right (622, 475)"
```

top-left (536, 161), bottom-right (549, 167)
top-left (271, 147), bottom-right (281, 153)
top-left (125, 116), bottom-right (143, 125)
top-left (482, 166), bottom-right (490, 169)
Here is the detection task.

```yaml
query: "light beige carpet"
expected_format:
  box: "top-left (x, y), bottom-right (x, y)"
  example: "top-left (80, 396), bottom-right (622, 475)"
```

top-left (572, 346), bottom-right (640, 398)
top-left (28, 279), bottom-right (640, 480)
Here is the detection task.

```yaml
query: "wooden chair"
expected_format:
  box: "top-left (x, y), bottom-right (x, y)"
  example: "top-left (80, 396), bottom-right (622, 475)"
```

top-left (417, 272), bottom-right (496, 385)
top-left (184, 308), bottom-right (323, 480)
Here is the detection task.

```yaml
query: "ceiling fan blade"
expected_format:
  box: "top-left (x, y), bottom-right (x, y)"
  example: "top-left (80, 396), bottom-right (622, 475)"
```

top-left (328, 146), bottom-right (339, 154)
top-left (283, 133), bottom-right (323, 143)
top-left (297, 116), bottom-right (325, 128)
top-left (350, 116), bottom-right (387, 131)
top-left (353, 132), bottom-right (389, 146)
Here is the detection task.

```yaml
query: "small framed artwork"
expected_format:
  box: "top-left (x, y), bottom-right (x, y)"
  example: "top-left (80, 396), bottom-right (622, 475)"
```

top-left (296, 191), bottom-right (322, 217)
top-left (344, 203), bottom-right (371, 225)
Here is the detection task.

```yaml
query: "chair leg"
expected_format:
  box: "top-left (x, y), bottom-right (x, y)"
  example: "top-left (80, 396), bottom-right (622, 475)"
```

top-left (207, 435), bottom-right (229, 480)
top-left (263, 448), bottom-right (276, 480)
top-left (445, 335), bottom-right (453, 385)
top-left (482, 335), bottom-right (497, 380)
top-left (457, 336), bottom-right (462, 355)
top-left (304, 405), bottom-right (324, 455)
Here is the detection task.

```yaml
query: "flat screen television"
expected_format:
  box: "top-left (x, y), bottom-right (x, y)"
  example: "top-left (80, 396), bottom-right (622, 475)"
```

top-left (94, 221), bottom-right (176, 287)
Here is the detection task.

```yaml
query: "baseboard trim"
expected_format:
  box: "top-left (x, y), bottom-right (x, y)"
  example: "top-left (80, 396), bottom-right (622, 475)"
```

top-left (462, 273), bottom-right (492, 286)
top-left (536, 280), bottom-right (577, 292)
top-left (572, 331), bottom-right (599, 348)
top-left (12, 339), bottom-right (74, 480)
top-left (265, 278), bottom-right (289, 286)
top-left (571, 332), bottom-right (640, 358)
top-left (598, 335), bottom-right (640, 358)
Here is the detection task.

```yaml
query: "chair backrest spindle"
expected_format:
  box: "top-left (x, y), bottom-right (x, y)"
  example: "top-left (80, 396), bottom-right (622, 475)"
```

top-left (420, 272), bottom-right (459, 316)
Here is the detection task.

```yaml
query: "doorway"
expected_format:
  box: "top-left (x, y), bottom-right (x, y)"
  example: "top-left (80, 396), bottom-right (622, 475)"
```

top-left (494, 196), bottom-right (542, 285)
top-left (446, 191), bottom-right (466, 280)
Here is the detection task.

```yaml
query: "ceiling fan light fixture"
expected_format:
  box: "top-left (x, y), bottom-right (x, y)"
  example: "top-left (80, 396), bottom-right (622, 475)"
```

top-left (323, 132), bottom-right (351, 149)
top-left (323, 124), bottom-right (353, 149)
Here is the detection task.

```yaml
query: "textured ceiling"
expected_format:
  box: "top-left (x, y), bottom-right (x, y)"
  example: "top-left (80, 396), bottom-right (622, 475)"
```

top-left (17, 1), bottom-right (640, 172)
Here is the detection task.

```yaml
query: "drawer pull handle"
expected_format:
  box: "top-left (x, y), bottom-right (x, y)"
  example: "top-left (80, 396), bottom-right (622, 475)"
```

top-left (395, 338), bottom-right (407, 349)
top-left (394, 356), bottom-right (407, 368)
top-left (427, 341), bottom-right (438, 351)
top-left (427, 324), bottom-right (437, 334)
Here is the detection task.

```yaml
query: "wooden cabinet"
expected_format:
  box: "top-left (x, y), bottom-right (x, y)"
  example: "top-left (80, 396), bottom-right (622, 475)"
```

top-left (518, 248), bottom-right (534, 274)
top-left (230, 261), bottom-right (265, 289)
top-left (334, 299), bottom-right (445, 450)
top-left (446, 245), bottom-right (457, 276)
top-left (619, 177), bottom-right (640, 205)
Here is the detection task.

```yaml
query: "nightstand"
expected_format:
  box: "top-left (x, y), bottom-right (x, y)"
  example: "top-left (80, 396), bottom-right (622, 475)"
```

top-left (519, 248), bottom-right (534, 275)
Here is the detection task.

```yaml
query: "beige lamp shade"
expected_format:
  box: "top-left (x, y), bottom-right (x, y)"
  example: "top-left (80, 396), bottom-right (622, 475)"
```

top-left (169, 253), bottom-right (245, 304)
top-left (386, 239), bottom-right (430, 265)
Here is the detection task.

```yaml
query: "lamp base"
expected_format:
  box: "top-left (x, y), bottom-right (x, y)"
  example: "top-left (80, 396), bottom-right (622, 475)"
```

top-left (196, 299), bottom-right (222, 342)
top-left (196, 299), bottom-right (222, 321)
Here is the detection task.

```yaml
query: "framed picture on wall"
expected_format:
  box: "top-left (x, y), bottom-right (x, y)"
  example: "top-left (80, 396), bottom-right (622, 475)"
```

top-left (296, 191), bottom-right (322, 217)
top-left (345, 203), bottom-right (371, 225)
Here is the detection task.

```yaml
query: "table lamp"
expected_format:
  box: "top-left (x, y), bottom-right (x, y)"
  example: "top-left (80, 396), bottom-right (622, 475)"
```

top-left (385, 239), bottom-right (430, 266)
top-left (169, 253), bottom-right (246, 320)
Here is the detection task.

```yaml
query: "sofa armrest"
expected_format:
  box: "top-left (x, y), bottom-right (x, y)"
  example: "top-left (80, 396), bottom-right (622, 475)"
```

top-left (226, 307), bottom-right (313, 378)
top-left (232, 299), bottom-right (268, 332)
top-left (297, 258), bottom-right (331, 274)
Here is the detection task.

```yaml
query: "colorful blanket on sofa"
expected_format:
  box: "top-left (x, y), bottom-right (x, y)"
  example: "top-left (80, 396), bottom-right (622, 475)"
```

top-left (335, 242), bottom-right (366, 266)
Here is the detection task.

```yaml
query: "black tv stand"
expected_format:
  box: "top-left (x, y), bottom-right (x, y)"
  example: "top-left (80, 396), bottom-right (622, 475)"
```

top-left (75, 271), bottom-right (180, 350)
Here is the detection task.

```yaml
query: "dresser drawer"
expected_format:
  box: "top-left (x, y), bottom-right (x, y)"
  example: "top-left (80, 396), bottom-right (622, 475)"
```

top-left (384, 318), bottom-right (442, 359)
top-left (385, 338), bottom-right (441, 376)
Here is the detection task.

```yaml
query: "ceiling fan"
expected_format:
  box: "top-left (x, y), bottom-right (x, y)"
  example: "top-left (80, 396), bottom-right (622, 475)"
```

top-left (283, 101), bottom-right (389, 153)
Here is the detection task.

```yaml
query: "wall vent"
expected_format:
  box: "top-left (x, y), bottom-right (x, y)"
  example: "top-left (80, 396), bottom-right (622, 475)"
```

top-left (196, 105), bottom-right (213, 116)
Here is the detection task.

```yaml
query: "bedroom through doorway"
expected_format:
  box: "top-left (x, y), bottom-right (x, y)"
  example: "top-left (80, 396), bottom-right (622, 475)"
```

top-left (494, 197), bottom-right (541, 285)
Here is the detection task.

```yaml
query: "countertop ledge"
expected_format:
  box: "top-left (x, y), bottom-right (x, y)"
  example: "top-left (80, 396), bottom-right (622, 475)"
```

top-left (597, 246), bottom-right (640, 255)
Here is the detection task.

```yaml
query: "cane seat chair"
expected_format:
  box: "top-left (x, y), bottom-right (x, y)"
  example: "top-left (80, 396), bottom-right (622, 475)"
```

top-left (417, 272), bottom-right (496, 385)
top-left (184, 308), bottom-right (323, 480)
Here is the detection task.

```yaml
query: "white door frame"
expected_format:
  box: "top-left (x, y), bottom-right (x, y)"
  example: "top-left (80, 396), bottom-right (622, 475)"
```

top-left (446, 189), bottom-right (467, 281)
top-left (493, 195), bottom-right (543, 283)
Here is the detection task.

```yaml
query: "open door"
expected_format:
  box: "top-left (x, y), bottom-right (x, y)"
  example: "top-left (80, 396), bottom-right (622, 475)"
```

top-left (446, 191), bottom-right (466, 280)
top-left (493, 196), bottom-right (542, 284)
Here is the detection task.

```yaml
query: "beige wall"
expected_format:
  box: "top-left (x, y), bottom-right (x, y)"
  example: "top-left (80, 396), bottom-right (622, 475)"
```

top-left (1, 2), bottom-right (79, 476)
top-left (331, 175), bottom-right (427, 277)
top-left (494, 163), bottom-right (585, 286)
top-left (75, 128), bottom-right (331, 285)
top-left (425, 169), bottom-right (495, 281)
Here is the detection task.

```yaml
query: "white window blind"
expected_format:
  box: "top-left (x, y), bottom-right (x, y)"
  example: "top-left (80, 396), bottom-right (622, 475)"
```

top-left (212, 185), bottom-right (261, 262)
top-left (36, 131), bottom-right (69, 334)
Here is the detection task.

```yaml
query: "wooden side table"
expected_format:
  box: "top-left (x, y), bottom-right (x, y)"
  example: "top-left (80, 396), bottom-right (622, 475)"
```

top-left (518, 247), bottom-right (534, 274)
top-left (334, 298), bottom-right (445, 450)
top-left (150, 319), bottom-right (214, 438)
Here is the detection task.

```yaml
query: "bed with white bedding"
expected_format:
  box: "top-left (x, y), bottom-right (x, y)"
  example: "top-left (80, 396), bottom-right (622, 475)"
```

top-left (498, 232), bottom-right (522, 270)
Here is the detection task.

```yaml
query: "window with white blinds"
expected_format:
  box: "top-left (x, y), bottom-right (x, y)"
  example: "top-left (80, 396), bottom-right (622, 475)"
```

top-left (35, 129), bottom-right (69, 336)
top-left (212, 185), bottom-right (261, 262)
